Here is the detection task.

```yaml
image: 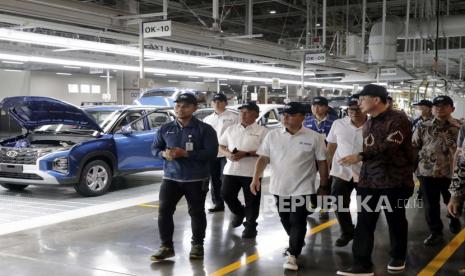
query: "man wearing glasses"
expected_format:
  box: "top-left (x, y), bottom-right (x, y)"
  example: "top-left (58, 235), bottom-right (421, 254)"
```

top-left (326, 95), bottom-right (367, 247)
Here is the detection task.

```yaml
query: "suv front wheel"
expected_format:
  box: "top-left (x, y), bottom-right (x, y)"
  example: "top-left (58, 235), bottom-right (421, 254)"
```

top-left (74, 160), bottom-right (112, 196)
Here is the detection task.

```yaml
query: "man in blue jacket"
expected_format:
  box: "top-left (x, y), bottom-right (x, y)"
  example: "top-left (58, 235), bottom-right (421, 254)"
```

top-left (150, 92), bottom-right (218, 261)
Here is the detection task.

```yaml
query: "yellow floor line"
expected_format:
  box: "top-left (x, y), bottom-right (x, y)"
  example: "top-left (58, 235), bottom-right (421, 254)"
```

top-left (418, 227), bottom-right (465, 276)
top-left (138, 203), bottom-right (159, 208)
top-left (210, 219), bottom-right (337, 276)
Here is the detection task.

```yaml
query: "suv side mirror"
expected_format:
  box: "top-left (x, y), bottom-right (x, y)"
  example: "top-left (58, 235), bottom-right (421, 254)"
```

top-left (121, 124), bottom-right (133, 135)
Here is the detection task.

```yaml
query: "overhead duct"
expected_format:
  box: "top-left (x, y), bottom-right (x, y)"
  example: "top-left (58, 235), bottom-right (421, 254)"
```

top-left (368, 15), bottom-right (465, 64)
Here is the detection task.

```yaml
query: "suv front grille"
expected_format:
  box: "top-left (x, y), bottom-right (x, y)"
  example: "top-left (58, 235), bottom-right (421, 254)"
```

top-left (0, 172), bottom-right (43, 180)
top-left (0, 147), bottom-right (53, 165)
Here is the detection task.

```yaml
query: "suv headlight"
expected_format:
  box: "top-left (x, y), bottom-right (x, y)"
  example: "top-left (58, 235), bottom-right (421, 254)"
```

top-left (53, 157), bottom-right (69, 173)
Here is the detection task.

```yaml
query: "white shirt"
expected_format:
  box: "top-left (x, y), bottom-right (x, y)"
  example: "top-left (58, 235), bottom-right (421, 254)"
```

top-left (219, 123), bottom-right (268, 177)
top-left (203, 109), bottom-right (239, 157)
top-left (326, 117), bottom-right (363, 182)
top-left (257, 127), bottom-right (327, 196)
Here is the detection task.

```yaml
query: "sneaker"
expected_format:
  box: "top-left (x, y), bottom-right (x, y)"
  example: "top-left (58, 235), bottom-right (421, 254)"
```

top-left (208, 205), bottom-right (225, 213)
top-left (387, 258), bottom-right (406, 273)
top-left (449, 217), bottom-right (462, 234)
top-left (150, 246), bottom-right (175, 261)
top-left (241, 227), bottom-right (257, 239)
top-left (336, 266), bottom-right (374, 276)
top-left (319, 210), bottom-right (329, 220)
top-left (230, 214), bottom-right (244, 228)
top-left (335, 234), bottom-right (354, 247)
top-left (189, 244), bottom-right (204, 259)
top-left (424, 233), bottom-right (444, 246)
top-left (283, 251), bottom-right (298, 271)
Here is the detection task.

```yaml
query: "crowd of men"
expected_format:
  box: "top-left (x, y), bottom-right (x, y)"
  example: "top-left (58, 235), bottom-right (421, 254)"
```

top-left (149, 84), bottom-right (465, 275)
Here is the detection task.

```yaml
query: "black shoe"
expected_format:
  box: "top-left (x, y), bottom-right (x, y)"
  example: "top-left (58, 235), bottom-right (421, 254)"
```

top-left (387, 258), bottom-right (406, 273)
top-left (449, 217), bottom-right (462, 234)
top-left (230, 214), bottom-right (244, 228)
top-left (424, 233), bottom-right (444, 246)
top-left (335, 234), bottom-right (353, 247)
top-left (336, 266), bottom-right (374, 276)
top-left (150, 246), bottom-right (175, 261)
top-left (189, 244), bottom-right (204, 259)
top-left (208, 205), bottom-right (225, 213)
top-left (242, 227), bottom-right (257, 239)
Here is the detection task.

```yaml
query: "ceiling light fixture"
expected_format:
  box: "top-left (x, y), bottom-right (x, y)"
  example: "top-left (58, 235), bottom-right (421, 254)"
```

top-left (269, 10), bottom-right (276, 14)
top-left (4, 69), bottom-right (22, 72)
top-left (56, 72), bottom-right (72, 75)
top-left (2, 60), bottom-right (24, 64)
top-left (63, 65), bottom-right (81, 69)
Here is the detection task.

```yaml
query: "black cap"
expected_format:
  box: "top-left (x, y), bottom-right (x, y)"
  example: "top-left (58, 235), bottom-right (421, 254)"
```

top-left (347, 95), bottom-right (359, 106)
top-left (312, 96), bottom-right (329, 106)
top-left (212, 93), bottom-right (227, 102)
top-left (174, 93), bottom-right (198, 105)
top-left (432, 95), bottom-right (454, 107)
top-left (279, 102), bottom-right (307, 115)
top-left (358, 84), bottom-right (388, 101)
top-left (413, 99), bottom-right (433, 108)
top-left (238, 102), bottom-right (260, 113)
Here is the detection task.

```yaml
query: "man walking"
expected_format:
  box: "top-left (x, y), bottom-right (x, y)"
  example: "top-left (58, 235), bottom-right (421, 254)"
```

top-left (219, 102), bottom-right (268, 239)
top-left (203, 93), bottom-right (238, 212)
top-left (337, 84), bottom-right (414, 275)
top-left (326, 95), bottom-right (367, 247)
top-left (151, 93), bottom-right (218, 261)
top-left (250, 102), bottom-right (329, 271)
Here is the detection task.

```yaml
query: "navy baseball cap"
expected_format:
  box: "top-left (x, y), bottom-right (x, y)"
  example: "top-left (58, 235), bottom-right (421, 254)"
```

top-left (432, 95), bottom-right (454, 107)
top-left (212, 93), bottom-right (227, 102)
top-left (413, 99), bottom-right (433, 108)
top-left (347, 95), bottom-right (359, 106)
top-left (174, 93), bottom-right (198, 105)
top-left (312, 96), bottom-right (329, 106)
top-left (279, 102), bottom-right (307, 115)
top-left (358, 84), bottom-right (388, 101)
top-left (238, 102), bottom-right (260, 113)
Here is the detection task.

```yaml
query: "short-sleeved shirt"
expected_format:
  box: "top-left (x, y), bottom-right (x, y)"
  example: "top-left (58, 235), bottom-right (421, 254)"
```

top-left (256, 127), bottom-right (327, 196)
top-left (219, 123), bottom-right (268, 177)
top-left (203, 109), bottom-right (239, 157)
top-left (412, 115), bottom-right (433, 133)
top-left (303, 114), bottom-right (337, 137)
top-left (326, 117), bottom-right (364, 182)
top-left (412, 117), bottom-right (461, 179)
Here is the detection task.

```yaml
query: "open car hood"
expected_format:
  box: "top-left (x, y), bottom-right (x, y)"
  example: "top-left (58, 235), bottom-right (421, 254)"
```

top-left (0, 96), bottom-right (103, 132)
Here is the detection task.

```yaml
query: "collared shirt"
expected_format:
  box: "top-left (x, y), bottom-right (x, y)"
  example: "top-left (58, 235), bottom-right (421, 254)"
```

top-left (413, 117), bottom-right (461, 179)
top-left (412, 115), bottom-right (433, 133)
top-left (219, 122), bottom-right (268, 177)
top-left (152, 117), bottom-right (218, 182)
top-left (203, 109), bottom-right (239, 157)
top-left (256, 127), bottom-right (326, 196)
top-left (359, 109), bottom-right (414, 189)
top-left (303, 114), bottom-right (337, 137)
top-left (326, 116), bottom-right (364, 182)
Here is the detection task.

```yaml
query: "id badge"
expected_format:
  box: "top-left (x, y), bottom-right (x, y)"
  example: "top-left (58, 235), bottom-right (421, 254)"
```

top-left (186, 142), bottom-right (194, 151)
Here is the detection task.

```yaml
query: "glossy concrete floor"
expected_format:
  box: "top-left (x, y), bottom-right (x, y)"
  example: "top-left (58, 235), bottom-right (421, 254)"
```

top-left (0, 175), bottom-right (465, 276)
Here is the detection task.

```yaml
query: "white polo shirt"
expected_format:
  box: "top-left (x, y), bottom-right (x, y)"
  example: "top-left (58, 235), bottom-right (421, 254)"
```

top-left (257, 127), bottom-right (327, 196)
top-left (326, 116), bottom-right (363, 182)
top-left (219, 122), bottom-right (268, 177)
top-left (203, 109), bottom-right (239, 157)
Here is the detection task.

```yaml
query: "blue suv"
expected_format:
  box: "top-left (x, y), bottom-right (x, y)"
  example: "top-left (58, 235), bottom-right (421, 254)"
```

top-left (0, 96), bottom-right (173, 196)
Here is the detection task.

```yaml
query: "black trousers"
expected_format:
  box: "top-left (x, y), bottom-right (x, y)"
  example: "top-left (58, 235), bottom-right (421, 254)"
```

top-left (353, 187), bottom-right (413, 268)
top-left (275, 195), bottom-right (309, 257)
top-left (419, 176), bottom-right (453, 234)
top-left (209, 157), bottom-right (226, 207)
top-left (331, 176), bottom-right (356, 237)
top-left (158, 179), bottom-right (208, 247)
top-left (221, 175), bottom-right (261, 228)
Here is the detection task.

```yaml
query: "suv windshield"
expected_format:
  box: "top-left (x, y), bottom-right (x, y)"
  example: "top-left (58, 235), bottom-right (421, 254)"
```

top-left (86, 110), bottom-right (123, 132)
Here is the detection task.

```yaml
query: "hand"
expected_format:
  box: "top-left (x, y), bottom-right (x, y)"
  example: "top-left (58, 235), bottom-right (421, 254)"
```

top-left (448, 197), bottom-right (463, 218)
top-left (165, 147), bottom-right (187, 159)
top-left (163, 150), bottom-right (174, 161)
top-left (338, 154), bottom-right (362, 166)
top-left (231, 151), bottom-right (247, 161)
top-left (250, 178), bottom-right (261, 196)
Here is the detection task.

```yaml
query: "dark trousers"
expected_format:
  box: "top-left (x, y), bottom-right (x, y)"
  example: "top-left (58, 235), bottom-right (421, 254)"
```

top-left (331, 176), bottom-right (356, 237)
top-left (221, 175), bottom-right (261, 228)
top-left (158, 179), bottom-right (208, 247)
top-left (419, 176), bottom-right (453, 234)
top-left (209, 157), bottom-right (226, 207)
top-left (275, 195), bottom-right (309, 257)
top-left (353, 187), bottom-right (413, 268)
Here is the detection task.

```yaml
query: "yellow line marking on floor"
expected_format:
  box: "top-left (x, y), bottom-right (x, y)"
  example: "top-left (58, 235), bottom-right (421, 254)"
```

top-left (138, 203), bottom-right (159, 208)
top-left (210, 219), bottom-right (337, 276)
top-left (418, 227), bottom-right (465, 276)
